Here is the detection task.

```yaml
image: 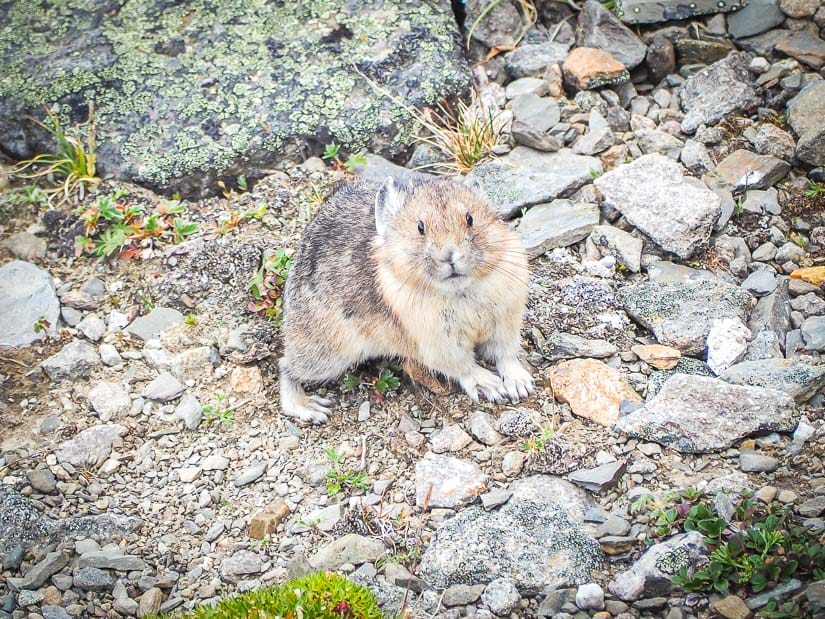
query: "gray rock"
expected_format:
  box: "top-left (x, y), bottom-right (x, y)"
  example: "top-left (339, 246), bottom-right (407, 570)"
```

top-left (617, 280), bottom-right (753, 354)
top-left (647, 261), bottom-right (717, 284)
top-left (142, 372), bottom-right (184, 401)
top-left (41, 606), bottom-right (71, 619)
top-left (747, 280), bottom-right (791, 359)
top-left (233, 462), bottom-right (266, 487)
top-left (647, 357), bottom-right (712, 398)
top-left (77, 549), bottom-right (146, 571)
top-left (572, 127), bottom-right (614, 155)
top-left (0, 260), bottom-right (59, 347)
top-left (0, 2), bottom-right (467, 196)
top-left (615, 0), bottom-right (746, 24)
top-left (511, 95), bottom-right (561, 133)
top-left (517, 199), bottom-right (600, 259)
top-left (55, 424), bottom-right (126, 468)
top-left (480, 488), bottom-right (513, 510)
top-left (77, 313), bottom-right (106, 342)
top-left (505, 77), bottom-right (550, 99)
top-left (728, 0), bottom-right (785, 38)
top-left (495, 408), bottom-right (540, 438)
top-left (466, 147), bottom-right (602, 219)
top-left (442, 584), bottom-right (485, 606)
top-left (801, 316), bottom-right (825, 351)
top-left (0, 486), bottom-right (140, 557)
top-left (752, 242), bottom-right (778, 262)
top-left (775, 242), bottom-right (805, 264)
top-left (468, 411), bottom-right (504, 446)
top-left (808, 580), bottom-right (825, 606)
top-left (26, 469), bottom-right (57, 495)
top-left (742, 270), bottom-right (778, 296)
top-left (88, 382), bottom-right (131, 421)
top-left (220, 550), bottom-right (264, 582)
top-left (791, 292), bottom-right (825, 317)
top-left (679, 53), bottom-right (761, 134)
top-left (511, 121), bottom-right (565, 152)
top-left (588, 225), bottom-right (642, 272)
top-left (721, 359), bottom-right (825, 402)
top-left (125, 307), bottom-right (183, 341)
top-left (74, 566), bottom-right (114, 591)
top-left (775, 30), bottom-right (825, 70)
top-left (679, 139), bottom-right (714, 175)
top-left (16, 589), bottom-right (43, 606)
top-left (568, 460), bottom-right (626, 492)
top-left (5, 551), bottom-right (69, 590)
top-left (41, 340), bottom-right (100, 381)
top-left (746, 578), bottom-right (804, 610)
top-left (740, 452), bottom-right (779, 472)
top-left (594, 154), bottom-right (721, 259)
top-left (202, 454), bottom-right (230, 471)
top-left (2, 545), bottom-right (23, 571)
top-left (576, 582), bottom-right (605, 610)
top-left (98, 343), bottom-right (122, 366)
top-left (798, 497), bottom-right (825, 517)
top-left (706, 317), bottom-right (751, 375)
top-left (741, 188), bottom-right (781, 215)
top-left (466, 0), bottom-right (522, 48)
top-left (787, 81), bottom-right (825, 166)
top-left (308, 534), bottom-right (386, 571)
top-left (505, 42), bottom-right (570, 79)
top-left (752, 123), bottom-right (797, 161)
top-left (538, 332), bottom-right (618, 363)
top-left (578, 1), bottom-right (647, 69)
top-left (174, 394), bottom-right (203, 430)
top-left (481, 577), bottom-right (520, 615)
top-left (430, 425), bottom-right (472, 453)
top-left (613, 375), bottom-right (799, 453)
top-left (418, 476), bottom-right (602, 590)
top-left (415, 453), bottom-right (488, 509)
top-left (635, 129), bottom-right (684, 157)
top-left (705, 149), bottom-right (790, 192)
top-left (351, 153), bottom-right (431, 184)
top-left (609, 531), bottom-right (706, 601)
top-left (2, 231), bottom-right (47, 260)
top-left (60, 306), bottom-right (82, 327)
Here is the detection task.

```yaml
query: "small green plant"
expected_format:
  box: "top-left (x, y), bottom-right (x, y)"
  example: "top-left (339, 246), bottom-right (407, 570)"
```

top-left (184, 314), bottom-right (198, 326)
top-left (588, 168), bottom-right (602, 180)
top-left (247, 248), bottom-right (294, 323)
top-left (790, 232), bottom-right (809, 248)
top-left (249, 536), bottom-right (270, 550)
top-left (203, 393), bottom-right (234, 426)
top-left (13, 105), bottom-right (100, 205)
top-left (8, 185), bottom-right (49, 208)
top-left (146, 571), bottom-right (383, 619)
top-left (642, 489), bottom-right (825, 614)
top-left (805, 180), bottom-right (824, 199)
top-left (342, 367), bottom-right (401, 402)
top-left (324, 448), bottom-right (368, 497)
top-left (735, 196), bottom-right (744, 216)
top-left (33, 315), bottom-right (50, 334)
top-left (322, 142), bottom-right (367, 172)
top-left (520, 426), bottom-right (556, 453)
top-left (215, 202), bottom-right (268, 235)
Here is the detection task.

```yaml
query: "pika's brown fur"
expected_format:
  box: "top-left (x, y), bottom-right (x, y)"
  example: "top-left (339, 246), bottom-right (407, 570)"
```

top-left (279, 176), bottom-right (532, 423)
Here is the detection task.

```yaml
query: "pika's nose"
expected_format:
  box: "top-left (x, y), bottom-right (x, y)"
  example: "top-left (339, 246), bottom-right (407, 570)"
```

top-left (440, 244), bottom-right (461, 265)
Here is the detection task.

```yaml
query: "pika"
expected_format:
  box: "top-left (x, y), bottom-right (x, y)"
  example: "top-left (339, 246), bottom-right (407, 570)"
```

top-left (278, 176), bottom-right (533, 423)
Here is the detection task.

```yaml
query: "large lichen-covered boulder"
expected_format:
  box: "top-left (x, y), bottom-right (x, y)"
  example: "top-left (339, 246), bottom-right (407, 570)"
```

top-left (0, 1), bottom-right (468, 197)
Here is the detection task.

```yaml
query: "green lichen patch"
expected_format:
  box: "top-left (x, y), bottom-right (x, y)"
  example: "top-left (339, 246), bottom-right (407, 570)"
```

top-left (0, 0), bottom-right (469, 196)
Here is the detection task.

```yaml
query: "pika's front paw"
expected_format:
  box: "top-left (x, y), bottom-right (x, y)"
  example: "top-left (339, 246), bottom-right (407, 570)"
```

top-left (498, 359), bottom-right (534, 402)
top-left (459, 366), bottom-right (508, 404)
top-left (282, 394), bottom-right (333, 425)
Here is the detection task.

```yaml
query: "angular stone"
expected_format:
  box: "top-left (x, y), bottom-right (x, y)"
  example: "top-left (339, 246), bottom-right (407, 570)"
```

top-left (740, 453), bottom-right (779, 473)
top-left (517, 199), bottom-right (600, 259)
top-left (721, 359), bottom-right (825, 403)
top-left (466, 0), bottom-right (521, 48)
top-left (2, 231), bottom-right (46, 260)
top-left (549, 359), bottom-right (641, 427)
top-left (308, 534), bottom-right (386, 571)
top-left (139, 588), bottom-right (163, 617)
top-left (615, 0), bottom-right (746, 24)
top-left (418, 476), bottom-right (602, 590)
top-left (790, 266), bottom-right (825, 287)
top-left (6, 551), bottom-right (69, 590)
top-left (562, 47), bottom-right (629, 91)
top-left (511, 94), bottom-right (561, 133)
top-left (618, 280), bottom-right (753, 355)
top-left (568, 460), bottom-right (627, 492)
top-left (578, 0), bottom-right (647, 69)
top-left (741, 188), bottom-right (781, 216)
top-left (706, 150), bottom-right (790, 192)
top-left (74, 566), bottom-right (114, 592)
top-left (594, 154), bottom-right (721, 259)
top-left (88, 382), bottom-right (131, 421)
top-left (613, 375), bottom-right (799, 453)
top-left (233, 462), bottom-right (266, 487)
top-left (126, 307), bottom-right (183, 341)
top-left (802, 315), bottom-right (825, 351)
top-left (0, 260), bottom-right (59, 347)
top-left (729, 0), bottom-right (785, 38)
top-left (415, 453), bottom-right (487, 509)
top-left (588, 225), bottom-right (642, 273)
top-left (481, 577), bottom-right (520, 615)
top-left (635, 129), bottom-right (684, 157)
top-left (442, 584), bottom-right (485, 607)
top-left (752, 124), bottom-right (796, 161)
top-left (572, 127), bottom-right (614, 155)
top-left (0, 3), bottom-right (467, 196)
top-left (467, 147), bottom-right (602, 219)
top-left (26, 469), bottom-right (57, 495)
top-left (787, 82), bottom-right (825, 167)
top-left (539, 332), bottom-right (618, 363)
top-left (776, 30), bottom-right (825, 69)
top-left (430, 425), bottom-right (472, 454)
top-left (631, 344), bottom-right (680, 370)
top-left (220, 549), bottom-right (263, 582)
top-left (77, 550), bottom-right (146, 571)
top-left (679, 53), bottom-right (760, 134)
top-left (468, 411), bottom-right (503, 446)
top-left (41, 340), bottom-right (100, 381)
top-left (706, 317), bottom-right (751, 375)
top-left (609, 532), bottom-right (706, 601)
top-left (248, 500), bottom-right (290, 539)
top-left (505, 42), bottom-right (570, 79)
top-left (142, 372), bottom-right (184, 402)
top-left (173, 394), bottom-right (203, 430)
top-left (55, 424), bottom-right (127, 468)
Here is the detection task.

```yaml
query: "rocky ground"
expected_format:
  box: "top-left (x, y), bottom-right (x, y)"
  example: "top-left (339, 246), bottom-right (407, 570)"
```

top-left (2, 1), bottom-right (825, 618)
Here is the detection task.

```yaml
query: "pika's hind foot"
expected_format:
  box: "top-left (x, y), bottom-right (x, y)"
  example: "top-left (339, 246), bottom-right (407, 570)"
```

top-left (459, 365), bottom-right (508, 404)
top-left (279, 361), bottom-right (333, 424)
top-left (498, 358), bottom-right (534, 402)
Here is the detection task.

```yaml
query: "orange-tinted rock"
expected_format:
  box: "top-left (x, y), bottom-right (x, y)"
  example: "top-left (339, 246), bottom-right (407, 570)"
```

top-left (549, 358), bottom-right (641, 426)
top-left (631, 344), bottom-right (681, 370)
top-left (562, 47), bottom-right (629, 91)
top-left (791, 266), bottom-right (825, 287)
top-left (248, 500), bottom-right (290, 539)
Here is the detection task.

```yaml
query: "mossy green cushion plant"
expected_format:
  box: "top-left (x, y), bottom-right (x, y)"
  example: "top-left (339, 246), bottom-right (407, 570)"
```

top-left (151, 571), bottom-right (384, 619)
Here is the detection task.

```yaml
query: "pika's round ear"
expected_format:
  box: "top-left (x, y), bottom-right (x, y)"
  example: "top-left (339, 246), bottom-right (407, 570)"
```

top-left (375, 177), bottom-right (407, 236)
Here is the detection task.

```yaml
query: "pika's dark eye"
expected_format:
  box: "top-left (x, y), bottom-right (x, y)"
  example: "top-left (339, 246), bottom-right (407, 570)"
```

top-left (417, 220), bottom-right (425, 235)
top-left (465, 212), bottom-right (473, 227)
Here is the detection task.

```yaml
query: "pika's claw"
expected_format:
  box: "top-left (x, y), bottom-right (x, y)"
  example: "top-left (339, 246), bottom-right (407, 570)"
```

top-left (498, 359), bottom-right (534, 402)
top-left (460, 366), bottom-right (508, 404)
top-left (309, 395), bottom-right (334, 407)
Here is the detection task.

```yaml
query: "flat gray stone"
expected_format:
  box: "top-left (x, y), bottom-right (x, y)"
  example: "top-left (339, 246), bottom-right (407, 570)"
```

top-left (505, 41), bottom-right (570, 79)
top-left (578, 0), bottom-right (647, 69)
top-left (742, 270), bottom-right (778, 296)
top-left (739, 452), bottom-right (779, 472)
top-left (55, 424), bottom-right (127, 469)
top-left (568, 460), bottom-right (626, 492)
top-left (233, 462), bottom-right (266, 487)
top-left (594, 154), bottom-right (721, 259)
top-left (41, 340), bottom-right (100, 381)
top-left (77, 313), bottom-right (106, 342)
top-left (613, 375), bottom-right (799, 453)
top-left (801, 316), bottom-right (825, 351)
top-left (88, 382), bottom-right (131, 421)
top-left (538, 332), bottom-right (618, 363)
top-left (588, 225), bottom-right (642, 273)
top-left (728, 0), bottom-right (785, 38)
top-left (418, 476), bottom-right (602, 590)
top-left (679, 53), bottom-right (761, 134)
top-left (125, 307), bottom-right (183, 341)
top-left (787, 81), bottom-right (825, 167)
top-left (615, 0), bottom-right (746, 24)
top-left (467, 147), bottom-right (602, 219)
top-left (0, 260), bottom-right (59, 347)
top-left (617, 280), bottom-right (754, 355)
top-left (174, 394), bottom-right (203, 430)
top-left (2, 232), bottom-right (46, 260)
top-left (511, 94), bottom-right (561, 133)
top-left (308, 534), bottom-right (386, 571)
top-left (415, 453), bottom-right (488, 509)
top-left (5, 551), bottom-right (69, 591)
top-left (705, 149), bottom-right (790, 192)
top-left (517, 199), bottom-right (600, 259)
top-left (220, 549), bottom-right (264, 582)
top-left (646, 357), bottom-right (712, 399)
top-left (142, 372), bottom-right (184, 401)
top-left (73, 566), bottom-right (114, 591)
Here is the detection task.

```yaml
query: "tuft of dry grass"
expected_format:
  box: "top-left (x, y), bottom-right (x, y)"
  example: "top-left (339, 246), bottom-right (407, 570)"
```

top-left (13, 104), bottom-right (100, 206)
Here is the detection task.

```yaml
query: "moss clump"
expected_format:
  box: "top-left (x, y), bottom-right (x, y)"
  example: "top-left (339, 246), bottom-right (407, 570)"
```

top-left (151, 572), bottom-right (384, 619)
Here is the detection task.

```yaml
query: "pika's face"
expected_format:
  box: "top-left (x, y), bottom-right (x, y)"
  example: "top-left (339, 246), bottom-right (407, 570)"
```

top-left (375, 179), bottom-right (522, 294)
